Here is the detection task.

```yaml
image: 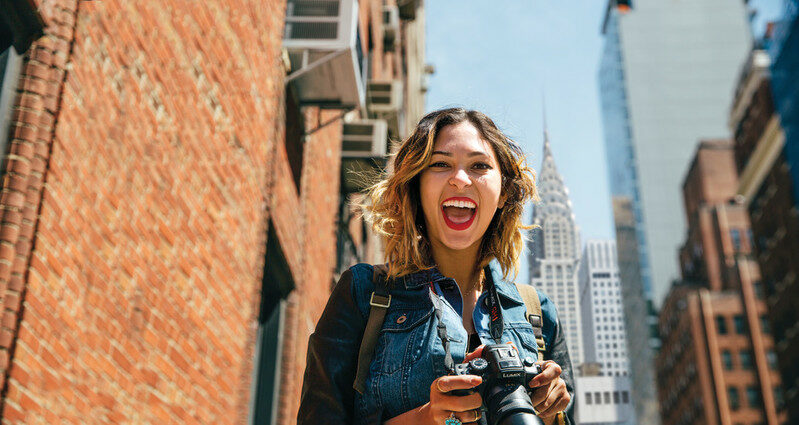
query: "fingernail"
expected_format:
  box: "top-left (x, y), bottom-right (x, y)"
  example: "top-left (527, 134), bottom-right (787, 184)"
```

top-left (471, 376), bottom-right (482, 385)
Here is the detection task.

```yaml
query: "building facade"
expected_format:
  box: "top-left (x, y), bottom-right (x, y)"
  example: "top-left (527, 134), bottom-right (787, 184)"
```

top-left (656, 140), bottom-right (785, 425)
top-left (578, 240), bottom-right (630, 379)
top-left (0, 0), bottom-right (425, 424)
top-left (575, 374), bottom-right (634, 425)
top-left (732, 28), bottom-right (799, 422)
top-left (528, 129), bottom-right (583, 366)
top-left (576, 239), bottom-right (635, 425)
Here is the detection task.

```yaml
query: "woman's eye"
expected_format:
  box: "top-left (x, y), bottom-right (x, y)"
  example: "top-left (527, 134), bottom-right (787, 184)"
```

top-left (473, 162), bottom-right (492, 170)
top-left (430, 161), bottom-right (449, 168)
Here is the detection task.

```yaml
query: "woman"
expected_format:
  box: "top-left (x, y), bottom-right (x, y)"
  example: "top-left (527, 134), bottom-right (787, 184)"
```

top-left (298, 108), bottom-right (574, 425)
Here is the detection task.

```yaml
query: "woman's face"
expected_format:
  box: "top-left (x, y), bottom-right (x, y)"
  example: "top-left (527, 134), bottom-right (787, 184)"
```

top-left (419, 121), bottom-right (505, 253)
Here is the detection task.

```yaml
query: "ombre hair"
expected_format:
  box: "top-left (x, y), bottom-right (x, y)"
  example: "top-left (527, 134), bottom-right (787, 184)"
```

top-left (361, 108), bottom-right (538, 281)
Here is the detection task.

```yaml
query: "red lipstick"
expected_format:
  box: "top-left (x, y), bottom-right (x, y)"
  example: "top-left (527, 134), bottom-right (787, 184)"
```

top-left (441, 197), bottom-right (477, 231)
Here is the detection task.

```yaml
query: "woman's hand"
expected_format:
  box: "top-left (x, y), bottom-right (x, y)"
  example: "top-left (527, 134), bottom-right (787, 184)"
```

top-left (422, 345), bottom-right (485, 424)
top-left (385, 347), bottom-right (484, 425)
top-left (422, 375), bottom-right (483, 424)
top-left (527, 360), bottom-right (570, 423)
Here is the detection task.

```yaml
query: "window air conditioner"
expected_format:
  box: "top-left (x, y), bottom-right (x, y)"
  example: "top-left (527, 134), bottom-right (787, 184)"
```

top-left (283, 0), bottom-right (366, 111)
top-left (340, 119), bottom-right (389, 194)
top-left (342, 119), bottom-right (388, 158)
top-left (367, 80), bottom-right (403, 137)
top-left (382, 5), bottom-right (400, 50)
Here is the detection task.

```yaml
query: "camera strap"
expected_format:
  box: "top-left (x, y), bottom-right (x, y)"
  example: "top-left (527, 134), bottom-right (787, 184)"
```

top-left (482, 265), bottom-right (505, 343)
top-left (430, 288), bottom-right (456, 374)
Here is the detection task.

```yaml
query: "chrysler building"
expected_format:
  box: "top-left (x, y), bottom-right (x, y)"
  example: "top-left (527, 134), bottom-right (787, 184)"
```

top-left (526, 125), bottom-right (583, 365)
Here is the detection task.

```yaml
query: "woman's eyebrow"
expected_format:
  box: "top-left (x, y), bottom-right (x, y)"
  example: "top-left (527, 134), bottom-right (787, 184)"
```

top-left (431, 150), bottom-right (490, 158)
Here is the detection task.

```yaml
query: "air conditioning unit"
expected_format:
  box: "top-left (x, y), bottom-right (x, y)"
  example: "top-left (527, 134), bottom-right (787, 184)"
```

top-left (341, 119), bottom-right (389, 194)
top-left (283, 0), bottom-right (366, 111)
top-left (367, 80), bottom-right (403, 137)
top-left (382, 5), bottom-right (400, 50)
top-left (342, 119), bottom-right (388, 158)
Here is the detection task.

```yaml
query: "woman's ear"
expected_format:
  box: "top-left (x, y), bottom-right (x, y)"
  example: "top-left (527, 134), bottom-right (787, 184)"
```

top-left (498, 193), bottom-right (507, 209)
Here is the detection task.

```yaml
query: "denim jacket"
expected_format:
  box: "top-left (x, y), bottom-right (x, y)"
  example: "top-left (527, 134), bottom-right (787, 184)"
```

top-left (298, 260), bottom-right (575, 424)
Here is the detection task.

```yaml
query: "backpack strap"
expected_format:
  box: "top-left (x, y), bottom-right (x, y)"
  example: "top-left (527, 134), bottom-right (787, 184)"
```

top-left (514, 283), bottom-right (546, 354)
top-left (353, 264), bottom-right (390, 394)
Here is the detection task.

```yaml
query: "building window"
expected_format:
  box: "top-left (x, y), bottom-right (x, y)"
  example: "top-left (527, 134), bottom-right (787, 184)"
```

top-left (774, 385), bottom-right (784, 409)
top-left (722, 350), bottom-right (733, 370)
top-left (767, 350), bottom-right (778, 369)
top-left (753, 280), bottom-right (765, 299)
top-left (733, 315), bottom-right (746, 334)
top-left (739, 350), bottom-right (753, 369)
top-left (746, 386), bottom-right (761, 408)
top-left (613, 391), bottom-right (620, 404)
top-left (728, 387), bottom-right (740, 410)
top-left (760, 315), bottom-right (770, 334)
top-left (716, 315), bottom-right (728, 334)
top-left (603, 392), bottom-right (610, 404)
top-left (594, 392), bottom-right (601, 405)
top-left (585, 392), bottom-right (592, 405)
top-left (622, 391), bottom-right (629, 403)
top-left (731, 229), bottom-right (741, 251)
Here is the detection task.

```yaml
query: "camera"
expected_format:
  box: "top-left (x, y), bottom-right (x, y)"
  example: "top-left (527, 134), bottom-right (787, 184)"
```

top-left (450, 344), bottom-right (545, 425)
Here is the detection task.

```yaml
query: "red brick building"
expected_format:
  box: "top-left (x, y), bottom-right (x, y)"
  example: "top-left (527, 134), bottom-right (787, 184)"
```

top-left (0, 0), bottom-right (425, 423)
top-left (656, 140), bottom-right (785, 425)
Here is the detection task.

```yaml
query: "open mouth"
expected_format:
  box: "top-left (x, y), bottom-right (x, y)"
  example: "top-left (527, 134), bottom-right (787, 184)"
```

top-left (441, 197), bottom-right (477, 231)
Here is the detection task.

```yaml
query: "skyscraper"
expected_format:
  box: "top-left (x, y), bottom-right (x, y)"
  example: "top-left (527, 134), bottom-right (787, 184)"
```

top-left (576, 239), bottom-right (636, 425)
top-left (598, 1), bottom-right (751, 422)
top-left (579, 240), bottom-right (629, 378)
top-left (528, 126), bottom-right (583, 365)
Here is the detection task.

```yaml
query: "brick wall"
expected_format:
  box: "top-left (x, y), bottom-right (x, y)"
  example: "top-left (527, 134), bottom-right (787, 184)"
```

top-left (0, 0), bottom-right (344, 423)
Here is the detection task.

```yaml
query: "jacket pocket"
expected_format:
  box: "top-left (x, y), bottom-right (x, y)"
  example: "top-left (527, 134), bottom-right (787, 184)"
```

top-left (507, 323), bottom-right (542, 363)
top-left (373, 307), bottom-right (434, 375)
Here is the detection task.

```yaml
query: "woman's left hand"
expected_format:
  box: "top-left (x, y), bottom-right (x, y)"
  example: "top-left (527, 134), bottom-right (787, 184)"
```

top-left (527, 360), bottom-right (570, 421)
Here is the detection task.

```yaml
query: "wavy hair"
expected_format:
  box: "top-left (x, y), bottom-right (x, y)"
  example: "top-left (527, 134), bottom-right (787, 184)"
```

top-left (360, 108), bottom-right (538, 281)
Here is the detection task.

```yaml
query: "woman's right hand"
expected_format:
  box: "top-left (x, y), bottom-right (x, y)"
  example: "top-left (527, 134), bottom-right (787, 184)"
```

top-left (423, 375), bottom-right (484, 424)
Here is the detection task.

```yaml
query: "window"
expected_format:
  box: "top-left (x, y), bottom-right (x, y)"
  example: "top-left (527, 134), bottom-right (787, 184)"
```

top-left (760, 315), bottom-right (770, 334)
top-left (746, 386), bottom-right (761, 408)
top-left (613, 391), bottom-right (620, 404)
top-left (767, 350), bottom-right (778, 369)
top-left (585, 392), bottom-right (592, 405)
top-left (733, 315), bottom-right (746, 334)
top-left (774, 385), bottom-right (784, 409)
top-left (731, 229), bottom-right (741, 251)
top-left (594, 392), bottom-right (601, 405)
top-left (603, 392), bottom-right (610, 404)
top-left (716, 316), bottom-right (728, 334)
top-left (728, 387), bottom-right (740, 410)
top-left (622, 391), bottom-right (629, 403)
top-left (722, 350), bottom-right (733, 370)
top-left (740, 350), bottom-right (753, 369)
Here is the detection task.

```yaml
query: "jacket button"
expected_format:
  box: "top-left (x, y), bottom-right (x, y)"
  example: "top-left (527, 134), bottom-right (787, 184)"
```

top-left (396, 315), bottom-right (407, 324)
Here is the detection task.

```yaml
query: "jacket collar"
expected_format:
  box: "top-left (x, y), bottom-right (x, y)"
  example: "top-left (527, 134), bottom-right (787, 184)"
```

top-left (397, 258), bottom-right (520, 301)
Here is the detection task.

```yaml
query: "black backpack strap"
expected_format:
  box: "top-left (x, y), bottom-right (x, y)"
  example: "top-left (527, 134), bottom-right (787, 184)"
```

top-left (353, 264), bottom-right (390, 394)
top-left (514, 282), bottom-right (546, 354)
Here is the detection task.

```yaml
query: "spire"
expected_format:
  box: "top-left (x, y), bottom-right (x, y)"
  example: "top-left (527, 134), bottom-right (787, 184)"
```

top-left (542, 94), bottom-right (552, 158)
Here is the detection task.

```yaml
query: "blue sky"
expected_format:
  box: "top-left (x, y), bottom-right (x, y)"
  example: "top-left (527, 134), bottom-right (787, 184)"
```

top-left (424, 1), bottom-right (784, 284)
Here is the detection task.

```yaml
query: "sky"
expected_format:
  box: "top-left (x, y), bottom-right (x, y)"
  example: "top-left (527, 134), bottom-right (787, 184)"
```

top-left (424, 1), bottom-right (785, 285)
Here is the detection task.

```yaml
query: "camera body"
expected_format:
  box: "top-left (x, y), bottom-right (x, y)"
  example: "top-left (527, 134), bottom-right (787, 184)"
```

top-left (451, 344), bottom-right (544, 425)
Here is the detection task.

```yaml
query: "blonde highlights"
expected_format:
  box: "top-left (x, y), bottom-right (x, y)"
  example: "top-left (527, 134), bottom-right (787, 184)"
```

top-left (361, 108), bottom-right (539, 281)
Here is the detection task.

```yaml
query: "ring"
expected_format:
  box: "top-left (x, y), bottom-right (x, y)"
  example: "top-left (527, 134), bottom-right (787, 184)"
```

top-left (444, 412), bottom-right (462, 425)
top-left (436, 379), bottom-right (446, 393)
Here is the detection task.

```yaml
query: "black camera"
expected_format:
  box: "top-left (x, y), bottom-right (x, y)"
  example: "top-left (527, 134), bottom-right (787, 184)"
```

top-left (450, 344), bottom-right (545, 425)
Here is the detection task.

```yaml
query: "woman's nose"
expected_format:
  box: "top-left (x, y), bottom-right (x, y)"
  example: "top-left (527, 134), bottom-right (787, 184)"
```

top-left (449, 168), bottom-right (471, 189)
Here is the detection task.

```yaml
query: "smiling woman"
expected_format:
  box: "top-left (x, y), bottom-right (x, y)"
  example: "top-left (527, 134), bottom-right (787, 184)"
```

top-left (298, 108), bottom-right (576, 425)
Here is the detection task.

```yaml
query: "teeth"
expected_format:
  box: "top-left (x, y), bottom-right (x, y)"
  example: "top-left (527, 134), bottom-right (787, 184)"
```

top-left (442, 199), bottom-right (476, 209)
